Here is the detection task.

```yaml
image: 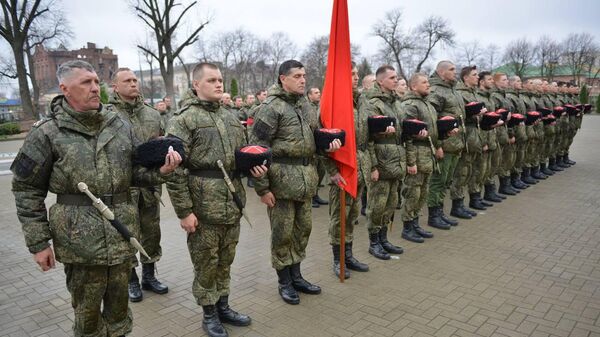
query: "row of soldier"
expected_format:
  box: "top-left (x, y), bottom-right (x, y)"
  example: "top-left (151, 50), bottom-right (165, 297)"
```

top-left (11, 57), bottom-right (585, 337)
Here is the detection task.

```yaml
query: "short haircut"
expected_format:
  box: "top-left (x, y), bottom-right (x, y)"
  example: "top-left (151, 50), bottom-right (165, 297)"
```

top-left (111, 67), bottom-right (133, 82)
top-left (233, 96), bottom-right (242, 100)
top-left (409, 73), bottom-right (428, 89)
top-left (436, 60), bottom-right (454, 73)
top-left (278, 59), bottom-right (304, 84)
top-left (509, 75), bottom-right (521, 84)
top-left (531, 79), bottom-right (542, 85)
top-left (493, 72), bottom-right (507, 83)
top-left (460, 65), bottom-right (477, 82)
top-left (308, 87), bottom-right (320, 95)
top-left (56, 60), bottom-right (95, 84)
top-left (192, 62), bottom-right (219, 81)
top-left (255, 89), bottom-right (267, 96)
top-left (375, 65), bottom-right (395, 79)
top-left (478, 71), bottom-right (492, 86)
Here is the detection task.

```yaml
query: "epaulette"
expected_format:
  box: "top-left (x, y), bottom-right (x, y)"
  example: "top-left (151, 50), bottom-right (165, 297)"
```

top-left (263, 96), bottom-right (277, 105)
top-left (174, 106), bottom-right (191, 116)
top-left (32, 118), bottom-right (52, 128)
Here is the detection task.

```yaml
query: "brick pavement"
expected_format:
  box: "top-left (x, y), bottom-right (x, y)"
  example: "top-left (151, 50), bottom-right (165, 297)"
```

top-left (1, 116), bottom-right (599, 337)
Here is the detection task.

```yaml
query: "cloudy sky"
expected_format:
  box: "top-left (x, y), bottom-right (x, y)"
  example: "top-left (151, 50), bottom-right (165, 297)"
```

top-left (55, 0), bottom-right (599, 71)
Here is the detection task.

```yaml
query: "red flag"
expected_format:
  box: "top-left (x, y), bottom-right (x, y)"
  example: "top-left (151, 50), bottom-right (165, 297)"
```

top-left (319, 0), bottom-right (357, 198)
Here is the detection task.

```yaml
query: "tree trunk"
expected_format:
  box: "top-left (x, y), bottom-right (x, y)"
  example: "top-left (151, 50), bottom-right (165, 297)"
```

top-left (25, 42), bottom-right (41, 116)
top-left (12, 42), bottom-right (35, 120)
top-left (163, 61), bottom-right (175, 101)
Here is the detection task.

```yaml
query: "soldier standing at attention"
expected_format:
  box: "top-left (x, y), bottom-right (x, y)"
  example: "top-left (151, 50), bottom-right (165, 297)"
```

top-left (12, 60), bottom-right (181, 337)
top-left (250, 60), bottom-right (341, 305)
top-left (109, 67), bottom-right (170, 302)
top-left (307, 87), bottom-right (329, 208)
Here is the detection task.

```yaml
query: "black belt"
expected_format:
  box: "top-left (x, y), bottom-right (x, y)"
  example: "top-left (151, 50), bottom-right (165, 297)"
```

top-left (272, 157), bottom-right (313, 166)
top-left (56, 192), bottom-right (130, 206)
top-left (374, 138), bottom-right (400, 145)
top-left (188, 169), bottom-right (236, 179)
top-left (412, 140), bottom-right (430, 146)
top-left (357, 144), bottom-right (367, 151)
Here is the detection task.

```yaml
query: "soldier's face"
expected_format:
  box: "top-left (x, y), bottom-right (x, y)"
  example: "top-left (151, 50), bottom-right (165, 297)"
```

top-left (495, 75), bottom-right (509, 89)
top-left (396, 79), bottom-right (408, 95)
top-left (222, 94), bottom-right (231, 105)
top-left (246, 95), bottom-right (255, 105)
top-left (362, 75), bottom-right (375, 90)
top-left (235, 98), bottom-right (243, 107)
top-left (164, 97), bottom-right (172, 107)
top-left (464, 70), bottom-right (478, 87)
top-left (351, 67), bottom-right (359, 90)
top-left (481, 75), bottom-right (493, 90)
top-left (378, 69), bottom-right (398, 92)
top-left (193, 68), bottom-right (224, 102)
top-left (113, 70), bottom-right (140, 100)
top-left (512, 78), bottom-right (522, 90)
top-left (280, 67), bottom-right (306, 95)
top-left (308, 88), bottom-right (321, 102)
top-left (156, 101), bottom-right (167, 112)
top-left (412, 77), bottom-right (430, 96)
top-left (441, 65), bottom-right (456, 83)
top-left (60, 68), bottom-right (101, 112)
top-left (257, 91), bottom-right (267, 102)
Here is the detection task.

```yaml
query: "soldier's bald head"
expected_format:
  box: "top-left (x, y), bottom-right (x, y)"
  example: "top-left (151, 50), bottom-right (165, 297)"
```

top-left (436, 61), bottom-right (454, 74)
top-left (192, 62), bottom-right (219, 81)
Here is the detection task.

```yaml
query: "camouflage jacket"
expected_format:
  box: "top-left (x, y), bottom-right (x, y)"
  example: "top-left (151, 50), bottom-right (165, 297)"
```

top-left (505, 89), bottom-right (527, 144)
top-left (456, 82), bottom-right (484, 153)
top-left (521, 91), bottom-right (537, 112)
top-left (490, 89), bottom-right (513, 145)
top-left (12, 95), bottom-right (168, 265)
top-left (249, 84), bottom-right (319, 201)
top-left (399, 91), bottom-right (438, 173)
top-left (165, 89), bottom-right (248, 224)
top-left (231, 106), bottom-right (248, 121)
top-left (476, 89), bottom-right (498, 151)
top-left (362, 83), bottom-right (405, 180)
top-left (427, 73), bottom-right (465, 154)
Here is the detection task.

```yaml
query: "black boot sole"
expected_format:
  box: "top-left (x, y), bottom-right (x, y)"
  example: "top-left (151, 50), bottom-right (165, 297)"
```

top-left (219, 315), bottom-right (252, 327)
top-left (450, 211), bottom-right (472, 219)
top-left (402, 233), bottom-right (425, 243)
top-left (368, 248), bottom-right (390, 260)
top-left (141, 283), bottom-right (169, 294)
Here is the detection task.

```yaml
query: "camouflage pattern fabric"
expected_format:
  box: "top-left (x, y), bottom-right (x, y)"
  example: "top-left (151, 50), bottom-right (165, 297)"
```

top-left (268, 199), bottom-right (312, 269)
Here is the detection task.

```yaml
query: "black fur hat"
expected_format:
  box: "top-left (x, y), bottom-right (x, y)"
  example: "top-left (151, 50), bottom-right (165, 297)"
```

top-left (552, 106), bottom-right (565, 118)
top-left (496, 108), bottom-right (510, 121)
top-left (542, 114), bottom-right (556, 125)
top-left (133, 137), bottom-right (186, 168)
top-left (508, 113), bottom-right (525, 128)
top-left (465, 101), bottom-right (485, 117)
top-left (525, 111), bottom-right (541, 126)
top-left (564, 104), bottom-right (579, 116)
top-left (235, 145), bottom-right (272, 174)
top-left (480, 112), bottom-right (502, 130)
top-left (584, 104), bottom-right (593, 114)
top-left (437, 116), bottom-right (458, 140)
top-left (367, 115), bottom-right (396, 134)
top-left (314, 128), bottom-right (346, 150)
top-left (538, 107), bottom-right (552, 117)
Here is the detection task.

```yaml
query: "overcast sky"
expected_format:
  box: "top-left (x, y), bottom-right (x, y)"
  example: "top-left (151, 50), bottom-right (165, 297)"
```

top-left (0, 0), bottom-right (598, 93)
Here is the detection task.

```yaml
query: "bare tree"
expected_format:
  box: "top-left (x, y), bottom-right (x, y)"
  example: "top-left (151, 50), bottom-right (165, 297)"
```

top-left (301, 36), bottom-right (329, 90)
top-left (208, 31), bottom-right (236, 89)
top-left (264, 32), bottom-right (297, 86)
top-left (413, 16), bottom-right (455, 73)
top-left (134, 0), bottom-right (209, 98)
top-left (0, 0), bottom-right (53, 119)
top-left (454, 40), bottom-right (482, 67)
top-left (562, 32), bottom-right (597, 85)
top-left (372, 8), bottom-right (413, 79)
top-left (535, 35), bottom-right (562, 80)
top-left (503, 38), bottom-right (535, 78)
top-left (479, 43), bottom-right (501, 71)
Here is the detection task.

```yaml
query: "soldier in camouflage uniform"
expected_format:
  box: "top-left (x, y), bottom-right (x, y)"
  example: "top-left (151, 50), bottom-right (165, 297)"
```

top-left (531, 80), bottom-right (550, 181)
top-left (362, 65), bottom-right (408, 251)
top-left (166, 63), bottom-right (267, 337)
top-left (426, 61), bottom-right (467, 224)
top-left (155, 100), bottom-right (172, 127)
top-left (490, 73), bottom-right (518, 198)
top-left (505, 76), bottom-right (530, 190)
top-left (250, 60), bottom-right (341, 305)
top-left (564, 84), bottom-right (581, 166)
top-left (307, 87), bottom-right (329, 208)
top-left (325, 64), bottom-right (371, 279)
top-left (399, 73), bottom-right (449, 240)
top-left (231, 96), bottom-right (248, 121)
top-left (12, 60), bottom-right (181, 337)
top-left (109, 68), bottom-right (169, 302)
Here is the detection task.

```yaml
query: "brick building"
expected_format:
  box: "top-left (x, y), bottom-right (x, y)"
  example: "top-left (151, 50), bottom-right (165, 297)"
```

top-left (33, 42), bottom-right (119, 95)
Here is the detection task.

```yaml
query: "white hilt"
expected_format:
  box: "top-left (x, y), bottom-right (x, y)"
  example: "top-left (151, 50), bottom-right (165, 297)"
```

top-left (77, 182), bottom-right (115, 220)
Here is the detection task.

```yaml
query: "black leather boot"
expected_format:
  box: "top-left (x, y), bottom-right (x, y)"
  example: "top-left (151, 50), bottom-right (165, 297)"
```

top-left (311, 196), bottom-right (320, 208)
top-left (511, 173), bottom-right (528, 189)
top-left (313, 193), bottom-right (328, 205)
top-left (276, 267), bottom-right (299, 304)
top-left (413, 217), bottom-right (434, 238)
top-left (531, 166), bottom-right (547, 179)
top-left (290, 263), bottom-right (321, 294)
top-left (521, 168), bottom-right (538, 184)
top-left (450, 198), bottom-right (473, 219)
top-left (216, 296), bottom-right (251, 326)
top-left (202, 305), bottom-right (228, 337)
top-left (438, 203), bottom-right (458, 226)
top-left (484, 184), bottom-right (504, 202)
top-left (565, 153), bottom-right (576, 165)
top-left (332, 245), bottom-right (350, 279)
top-left (128, 268), bottom-right (143, 302)
top-left (498, 177), bottom-right (517, 195)
top-left (557, 155), bottom-right (570, 168)
top-left (368, 231), bottom-right (390, 260)
top-left (428, 206), bottom-right (451, 229)
top-left (141, 263), bottom-right (169, 294)
top-left (540, 163), bottom-right (554, 176)
top-left (401, 221), bottom-right (425, 243)
top-left (379, 226), bottom-right (404, 253)
top-left (344, 242), bottom-right (369, 272)
top-left (469, 193), bottom-right (488, 210)
top-left (247, 177), bottom-right (254, 187)
top-left (549, 157), bottom-right (563, 171)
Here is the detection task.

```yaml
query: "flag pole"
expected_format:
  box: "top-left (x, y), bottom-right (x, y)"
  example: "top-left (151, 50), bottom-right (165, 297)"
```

top-left (339, 188), bottom-right (346, 283)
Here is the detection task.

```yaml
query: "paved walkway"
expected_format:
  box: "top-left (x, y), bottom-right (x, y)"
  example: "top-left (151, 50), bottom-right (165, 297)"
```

top-left (1, 116), bottom-right (600, 337)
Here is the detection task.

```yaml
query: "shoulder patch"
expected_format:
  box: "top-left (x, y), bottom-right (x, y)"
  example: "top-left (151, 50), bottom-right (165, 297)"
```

top-left (32, 118), bottom-right (51, 128)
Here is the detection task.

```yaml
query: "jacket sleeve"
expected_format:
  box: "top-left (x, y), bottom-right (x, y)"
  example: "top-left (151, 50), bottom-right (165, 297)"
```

top-left (400, 104), bottom-right (418, 167)
top-left (249, 104), bottom-right (279, 196)
top-left (362, 99), bottom-right (380, 171)
top-left (11, 128), bottom-right (53, 254)
top-left (163, 115), bottom-right (194, 219)
top-left (427, 91), bottom-right (445, 114)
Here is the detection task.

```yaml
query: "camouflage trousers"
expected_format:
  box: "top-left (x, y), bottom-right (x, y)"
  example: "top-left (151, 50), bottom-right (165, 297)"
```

top-left (501, 143), bottom-right (516, 178)
top-left (268, 199), bottom-right (312, 270)
top-left (537, 136), bottom-right (547, 164)
top-left (449, 152), bottom-right (473, 200)
top-left (316, 158), bottom-right (327, 187)
top-left (427, 152), bottom-right (460, 207)
top-left (400, 172), bottom-right (432, 222)
top-left (64, 263), bottom-right (132, 337)
top-left (513, 142), bottom-right (527, 174)
top-left (367, 178), bottom-right (399, 234)
top-left (554, 131), bottom-right (564, 156)
top-left (328, 180), bottom-right (365, 245)
top-left (188, 222), bottom-right (240, 306)
top-left (485, 148), bottom-right (502, 185)
top-left (526, 140), bottom-right (538, 167)
top-left (467, 152), bottom-right (487, 194)
top-left (544, 134), bottom-right (556, 160)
